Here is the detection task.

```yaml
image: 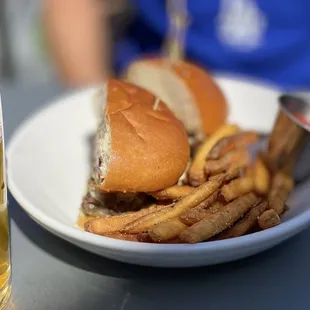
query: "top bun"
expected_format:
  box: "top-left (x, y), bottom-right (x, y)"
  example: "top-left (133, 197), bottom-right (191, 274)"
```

top-left (93, 79), bottom-right (190, 193)
top-left (124, 58), bottom-right (227, 135)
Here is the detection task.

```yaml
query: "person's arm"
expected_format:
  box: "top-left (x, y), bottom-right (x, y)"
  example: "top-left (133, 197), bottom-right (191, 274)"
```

top-left (43, 0), bottom-right (111, 86)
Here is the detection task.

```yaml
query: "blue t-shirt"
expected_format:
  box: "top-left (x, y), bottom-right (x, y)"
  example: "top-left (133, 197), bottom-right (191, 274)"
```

top-left (114, 0), bottom-right (310, 90)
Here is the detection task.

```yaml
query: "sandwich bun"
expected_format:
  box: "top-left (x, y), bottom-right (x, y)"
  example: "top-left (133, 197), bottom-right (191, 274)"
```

top-left (124, 58), bottom-right (227, 135)
top-left (93, 79), bottom-right (190, 193)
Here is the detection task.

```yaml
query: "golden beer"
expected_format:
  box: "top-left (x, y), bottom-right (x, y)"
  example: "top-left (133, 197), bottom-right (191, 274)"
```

top-left (0, 101), bottom-right (11, 308)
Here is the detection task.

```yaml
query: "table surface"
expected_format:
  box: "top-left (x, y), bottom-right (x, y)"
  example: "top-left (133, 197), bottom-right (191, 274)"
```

top-left (1, 83), bottom-right (310, 310)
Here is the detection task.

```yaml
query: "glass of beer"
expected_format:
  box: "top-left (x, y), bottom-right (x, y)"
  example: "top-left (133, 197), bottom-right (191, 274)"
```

top-left (0, 98), bottom-right (11, 308)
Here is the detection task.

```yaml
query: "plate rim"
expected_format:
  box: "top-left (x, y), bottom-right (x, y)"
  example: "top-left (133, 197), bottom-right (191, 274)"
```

top-left (6, 86), bottom-right (310, 257)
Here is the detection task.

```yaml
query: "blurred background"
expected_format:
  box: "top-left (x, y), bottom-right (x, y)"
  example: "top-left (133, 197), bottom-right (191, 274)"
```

top-left (1, 1), bottom-right (307, 90)
top-left (0, 0), bottom-right (132, 86)
top-left (0, 0), bottom-right (54, 85)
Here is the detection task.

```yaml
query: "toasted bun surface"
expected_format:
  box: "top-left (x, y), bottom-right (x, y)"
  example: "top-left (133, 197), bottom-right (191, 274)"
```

top-left (94, 79), bottom-right (190, 192)
top-left (124, 58), bottom-right (227, 135)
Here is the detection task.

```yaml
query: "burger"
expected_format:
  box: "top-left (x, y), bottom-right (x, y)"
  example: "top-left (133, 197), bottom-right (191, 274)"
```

top-left (123, 58), bottom-right (228, 136)
top-left (81, 79), bottom-right (190, 217)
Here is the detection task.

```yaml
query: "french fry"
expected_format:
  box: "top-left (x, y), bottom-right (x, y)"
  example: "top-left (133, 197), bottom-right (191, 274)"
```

top-left (163, 239), bottom-right (184, 244)
top-left (272, 171), bottom-right (294, 193)
top-left (258, 209), bottom-right (281, 230)
top-left (148, 218), bottom-right (188, 242)
top-left (268, 186), bottom-right (290, 215)
top-left (182, 201), bottom-right (224, 226)
top-left (221, 177), bottom-right (254, 202)
top-left (100, 231), bottom-right (141, 242)
top-left (188, 124), bottom-right (240, 186)
top-left (208, 173), bottom-right (225, 181)
top-left (268, 191), bottom-right (286, 215)
top-left (208, 131), bottom-right (259, 160)
top-left (204, 149), bottom-right (250, 176)
top-left (156, 238), bottom-right (184, 244)
top-left (208, 166), bottom-right (244, 182)
top-left (137, 232), bottom-right (183, 243)
top-left (245, 166), bottom-right (254, 178)
top-left (136, 232), bottom-right (154, 243)
top-left (179, 190), bottom-right (220, 225)
top-left (85, 203), bottom-right (172, 235)
top-left (214, 200), bottom-right (268, 240)
top-left (268, 171), bottom-right (294, 215)
top-left (253, 157), bottom-right (270, 195)
top-left (122, 174), bottom-right (226, 234)
top-left (179, 193), bottom-right (258, 243)
top-left (149, 185), bottom-right (194, 200)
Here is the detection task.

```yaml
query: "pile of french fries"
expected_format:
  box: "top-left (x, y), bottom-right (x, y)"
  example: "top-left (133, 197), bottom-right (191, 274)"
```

top-left (84, 124), bottom-right (294, 243)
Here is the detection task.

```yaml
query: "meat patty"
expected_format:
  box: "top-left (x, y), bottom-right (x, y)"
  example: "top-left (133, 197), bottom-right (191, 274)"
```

top-left (81, 188), bottom-right (153, 216)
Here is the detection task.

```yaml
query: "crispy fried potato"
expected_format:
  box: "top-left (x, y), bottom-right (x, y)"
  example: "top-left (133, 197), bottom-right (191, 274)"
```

top-left (157, 238), bottom-right (184, 244)
top-left (100, 232), bottom-right (142, 242)
top-left (162, 239), bottom-right (184, 244)
top-left (149, 185), bottom-right (194, 200)
top-left (208, 173), bottom-right (225, 181)
top-left (204, 149), bottom-right (250, 176)
top-left (181, 201), bottom-right (224, 226)
top-left (134, 232), bottom-right (183, 244)
top-left (214, 199), bottom-right (267, 240)
top-left (258, 209), bottom-right (281, 230)
top-left (268, 186), bottom-right (290, 215)
top-left (135, 232), bottom-right (183, 243)
top-left (221, 177), bottom-right (254, 202)
top-left (253, 157), bottom-right (270, 195)
top-left (136, 232), bottom-right (154, 243)
top-left (76, 213), bottom-right (96, 230)
top-left (179, 191), bottom-right (220, 225)
top-left (85, 203), bottom-right (172, 235)
top-left (180, 193), bottom-right (258, 243)
top-left (121, 204), bottom-right (176, 234)
top-left (268, 171), bottom-right (294, 215)
top-left (148, 218), bottom-right (188, 242)
top-left (272, 171), bottom-right (294, 193)
top-left (208, 166), bottom-right (244, 182)
top-left (208, 131), bottom-right (259, 160)
top-left (245, 166), bottom-right (254, 178)
top-left (268, 190), bottom-right (286, 215)
top-left (122, 175), bottom-right (226, 234)
top-left (188, 124), bottom-right (240, 186)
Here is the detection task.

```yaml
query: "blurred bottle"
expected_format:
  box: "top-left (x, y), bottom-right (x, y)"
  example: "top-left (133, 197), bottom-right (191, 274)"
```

top-left (3, 0), bottom-right (55, 84)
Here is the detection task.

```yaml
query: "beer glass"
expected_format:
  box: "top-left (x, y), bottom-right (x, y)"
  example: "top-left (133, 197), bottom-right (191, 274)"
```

top-left (0, 98), bottom-right (11, 308)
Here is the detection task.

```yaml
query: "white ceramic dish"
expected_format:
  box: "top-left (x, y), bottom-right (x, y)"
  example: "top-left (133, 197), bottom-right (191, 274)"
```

top-left (7, 77), bottom-right (310, 267)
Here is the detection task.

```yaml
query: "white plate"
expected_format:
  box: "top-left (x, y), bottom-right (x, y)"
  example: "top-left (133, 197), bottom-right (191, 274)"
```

top-left (7, 77), bottom-right (310, 267)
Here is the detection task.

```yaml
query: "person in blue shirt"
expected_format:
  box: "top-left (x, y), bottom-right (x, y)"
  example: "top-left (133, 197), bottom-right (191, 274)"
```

top-left (44, 0), bottom-right (310, 90)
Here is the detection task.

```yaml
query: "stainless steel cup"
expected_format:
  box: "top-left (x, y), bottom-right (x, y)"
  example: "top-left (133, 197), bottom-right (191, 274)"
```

top-left (266, 93), bottom-right (310, 182)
